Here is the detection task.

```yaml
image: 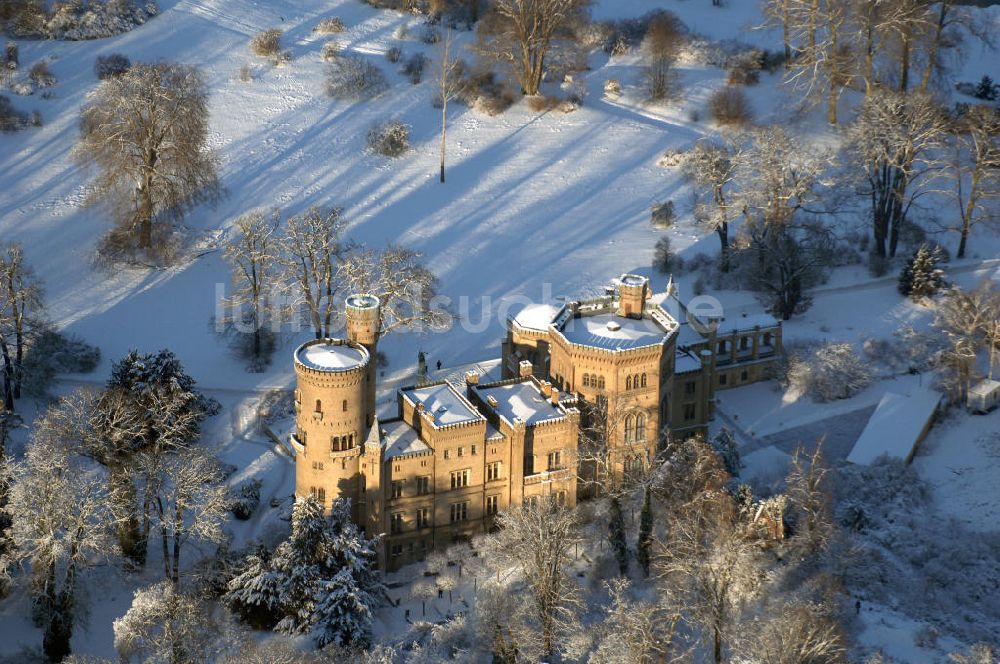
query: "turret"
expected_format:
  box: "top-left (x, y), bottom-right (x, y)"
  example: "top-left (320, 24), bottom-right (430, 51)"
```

top-left (617, 274), bottom-right (649, 318)
top-left (345, 294), bottom-right (381, 427)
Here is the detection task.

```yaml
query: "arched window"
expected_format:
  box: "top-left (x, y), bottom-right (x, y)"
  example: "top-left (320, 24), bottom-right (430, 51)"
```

top-left (598, 376), bottom-right (605, 390)
top-left (342, 399), bottom-right (348, 412)
top-left (348, 433), bottom-right (355, 448)
top-left (624, 414), bottom-right (635, 443)
top-left (633, 374), bottom-right (640, 389)
top-left (315, 399), bottom-right (322, 413)
top-left (332, 436), bottom-right (340, 452)
top-left (636, 414), bottom-right (646, 441)
top-left (641, 373), bottom-right (647, 388)
top-left (626, 376), bottom-right (632, 390)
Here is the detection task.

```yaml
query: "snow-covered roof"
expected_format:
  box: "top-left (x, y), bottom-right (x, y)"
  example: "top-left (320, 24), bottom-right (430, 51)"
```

top-left (676, 351), bottom-right (703, 374)
top-left (401, 382), bottom-right (482, 426)
top-left (969, 379), bottom-right (1000, 398)
top-left (381, 420), bottom-right (429, 459)
top-left (676, 322), bottom-right (708, 347)
top-left (713, 313), bottom-right (780, 335)
top-left (294, 340), bottom-right (368, 372)
top-left (475, 380), bottom-right (565, 426)
top-left (847, 389), bottom-right (941, 465)
top-left (558, 313), bottom-right (670, 351)
top-left (510, 303), bottom-right (561, 331)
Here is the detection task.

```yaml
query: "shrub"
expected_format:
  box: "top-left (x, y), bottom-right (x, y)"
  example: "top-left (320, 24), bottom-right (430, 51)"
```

top-left (30, 109), bottom-right (41, 126)
top-left (527, 94), bottom-right (561, 112)
top-left (250, 28), bottom-right (282, 58)
top-left (898, 244), bottom-right (946, 300)
top-left (94, 53), bottom-right (130, 79)
top-left (28, 60), bottom-right (55, 87)
top-left (458, 70), bottom-right (514, 116)
top-left (20, 328), bottom-right (100, 398)
top-left (604, 79), bottom-right (621, 97)
top-left (421, 26), bottom-right (441, 44)
top-left (973, 74), bottom-right (997, 101)
top-left (650, 200), bottom-right (675, 228)
top-left (325, 57), bottom-right (388, 100)
top-left (229, 480), bottom-right (262, 520)
top-left (367, 120), bottom-right (410, 157)
top-left (0, 95), bottom-right (28, 132)
top-left (726, 50), bottom-right (762, 85)
top-left (789, 342), bottom-right (873, 402)
top-left (320, 41), bottom-right (341, 62)
top-left (11, 80), bottom-right (33, 96)
top-left (402, 52), bottom-right (427, 84)
top-left (708, 86), bottom-right (752, 126)
top-left (385, 46), bottom-right (402, 64)
top-left (313, 17), bottom-right (345, 34)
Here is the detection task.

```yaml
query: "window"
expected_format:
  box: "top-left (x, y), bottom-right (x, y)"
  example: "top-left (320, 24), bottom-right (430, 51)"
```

top-left (458, 446), bottom-right (465, 458)
top-left (295, 428), bottom-right (307, 445)
top-left (391, 481), bottom-right (403, 499)
top-left (556, 490), bottom-right (567, 506)
top-left (547, 451), bottom-right (562, 470)
top-left (641, 373), bottom-right (647, 388)
top-left (741, 369), bottom-right (749, 382)
top-left (624, 414), bottom-right (635, 442)
top-left (635, 414), bottom-right (646, 441)
top-left (597, 375), bottom-right (605, 390)
top-left (740, 336), bottom-right (749, 351)
top-left (312, 461), bottom-right (324, 470)
top-left (582, 374), bottom-right (590, 388)
top-left (719, 374), bottom-right (728, 386)
top-left (683, 403), bottom-right (696, 421)
top-left (416, 507), bottom-right (431, 529)
top-left (487, 462), bottom-right (501, 481)
top-left (763, 332), bottom-right (773, 346)
top-left (416, 476), bottom-right (430, 495)
top-left (626, 376), bottom-right (632, 390)
top-left (624, 455), bottom-right (643, 476)
top-left (391, 544), bottom-right (403, 558)
top-left (471, 445), bottom-right (478, 456)
top-left (315, 399), bottom-right (322, 413)
top-left (685, 381), bottom-right (696, 395)
top-left (526, 496), bottom-right (539, 508)
top-left (450, 469), bottom-right (470, 489)
top-left (391, 512), bottom-right (404, 534)
top-left (444, 449), bottom-right (450, 460)
top-left (449, 501), bottom-right (468, 523)
top-left (718, 340), bottom-right (728, 354)
top-left (633, 374), bottom-right (640, 389)
top-left (486, 495), bottom-right (499, 515)
top-left (342, 399), bottom-right (348, 412)
top-left (317, 488), bottom-right (326, 504)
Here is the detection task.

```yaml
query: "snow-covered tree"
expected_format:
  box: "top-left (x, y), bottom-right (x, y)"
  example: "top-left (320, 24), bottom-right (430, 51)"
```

top-left (950, 105), bottom-right (1000, 259)
top-left (280, 206), bottom-right (346, 340)
top-left (4, 412), bottom-right (115, 662)
top-left (114, 581), bottom-right (226, 664)
top-left (75, 62), bottom-right (219, 259)
top-left (732, 597), bottom-right (848, 664)
top-left (481, 498), bottom-right (583, 661)
top-left (683, 137), bottom-right (742, 272)
top-left (228, 497), bottom-right (384, 649)
top-left (785, 442), bottom-right (834, 559)
top-left (711, 428), bottom-right (741, 478)
top-left (224, 210), bottom-right (280, 369)
top-left (0, 242), bottom-right (43, 411)
top-left (793, 343), bottom-right (873, 402)
top-left (636, 486), bottom-right (653, 577)
top-left (898, 244), bottom-right (946, 300)
top-left (590, 578), bottom-right (682, 664)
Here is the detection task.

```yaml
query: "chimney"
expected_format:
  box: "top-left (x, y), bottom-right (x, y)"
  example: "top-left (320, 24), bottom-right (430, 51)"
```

top-left (550, 389), bottom-right (560, 405)
top-left (518, 360), bottom-right (533, 378)
top-left (540, 381), bottom-right (552, 397)
top-left (465, 370), bottom-right (480, 386)
top-left (416, 401), bottom-right (425, 413)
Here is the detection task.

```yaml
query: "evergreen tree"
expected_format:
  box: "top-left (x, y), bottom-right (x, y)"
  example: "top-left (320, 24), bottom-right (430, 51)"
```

top-left (608, 496), bottom-right (628, 576)
top-left (711, 428), bottom-right (741, 477)
top-left (228, 497), bottom-right (385, 649)
top-left (974, 74), bottom-right (997, 101)
top-left (899, 244), bottom-right (946, 300)
top-left (636, 487), bottom-right (653, 577)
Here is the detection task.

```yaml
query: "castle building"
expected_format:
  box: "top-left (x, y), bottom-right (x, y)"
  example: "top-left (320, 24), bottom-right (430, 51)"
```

top-left (291, 275), bottom-right (782, 571)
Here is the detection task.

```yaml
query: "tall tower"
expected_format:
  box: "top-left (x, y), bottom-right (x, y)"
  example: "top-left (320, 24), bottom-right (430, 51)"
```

top-left (291, 338), bottom-right (371, 522)
top-left (345, 294), bottom-right (381, 427)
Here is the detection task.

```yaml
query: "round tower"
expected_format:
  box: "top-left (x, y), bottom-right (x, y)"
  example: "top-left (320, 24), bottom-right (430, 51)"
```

top-left (345, 294), bottom-right (381, 426)
top-left (291, 338), bottom-right (371, 520)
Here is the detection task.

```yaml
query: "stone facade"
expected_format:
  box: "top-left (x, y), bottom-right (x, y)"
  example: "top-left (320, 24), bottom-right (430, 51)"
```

top-left (292, 275), bottom-right (782, 571)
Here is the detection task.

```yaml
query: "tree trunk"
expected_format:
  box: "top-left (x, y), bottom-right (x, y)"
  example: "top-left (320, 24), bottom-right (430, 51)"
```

top-left (958, 168), bottom-right (980, 259)
top-left (172, 501), bottom-right (183, 585)
top-left (158, 497), bottom-right (171, 581)
top-left (899, 29), bottom-right (911, 93)
top-left (0, 338), bottom-right (14, 411)
top-left (920, 1), bottom-right (949, 93)
top-left (440, 96), bottom-right (447, 184)
top-left (782, 0), bottom-right (791, 63)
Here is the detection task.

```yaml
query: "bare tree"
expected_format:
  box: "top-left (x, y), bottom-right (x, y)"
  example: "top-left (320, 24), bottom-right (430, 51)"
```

top-left (225, 210), bottom-right (280, 365)
top-left (133, 445), bottom-right (227, 584)
top-left (785, 441), bottom-right (834, 558)
top-left (642, 11), bottom-right (683, 102)
top-left (280, 206), bottom-right (346, 339)
top-left (761, 0), bottom-right (794, 62)
top-left (436, 29), bottom-right (463, 184)
top-left (3, 413), bottom-right (115, 662)
top-left (949, 106), bottom-right (1000, 259)
top-left (934, 280), bottom-right (1000, 349)
top-left (477, 0), bottom-right (591, 96)
top-left (589, 578), bottom-right (685, 664)
top-left (0, 242), bottom-right (42, 410)
top-left (75, 62), bottom-right (219, 255)
top-left (683, 136), bottom-right (743, 272)
top-left (733, 598), bottom-right (848, 664)
top-left (847, 89), bottom-right (949, 258)
top-left (480, 498), bottom-right (583, 660)
top-left (784, 0), bottom-right (852, 124)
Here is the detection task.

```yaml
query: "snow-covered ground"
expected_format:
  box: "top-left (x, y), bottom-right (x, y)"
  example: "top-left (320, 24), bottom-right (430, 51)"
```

top-left (3, 0), bottom-right (1000, 660)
